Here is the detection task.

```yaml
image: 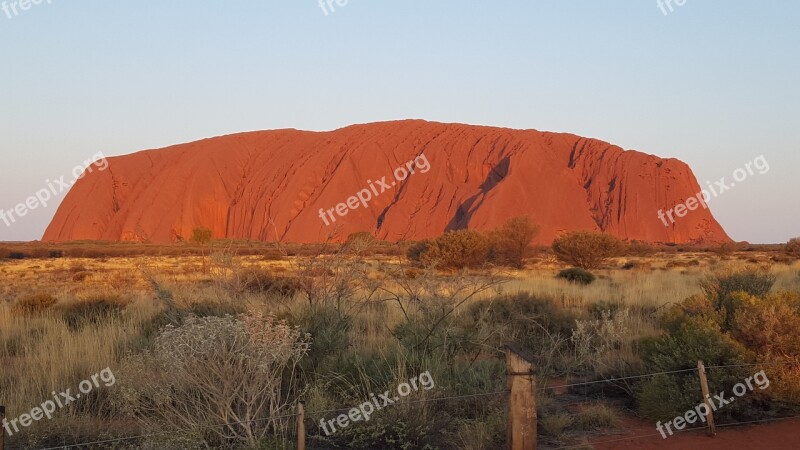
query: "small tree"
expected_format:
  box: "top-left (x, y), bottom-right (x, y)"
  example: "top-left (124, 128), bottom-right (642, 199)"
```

top-left (191, 226), bottom-right (213, 273)
top-left (551, 231), bottom-right (623, 270)
top-left (490, 216), bottom-right (540, 269)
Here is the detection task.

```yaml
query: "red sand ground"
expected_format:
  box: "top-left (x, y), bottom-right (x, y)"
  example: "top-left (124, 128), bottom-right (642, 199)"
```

top-left (43, 120), bottom-right (730, 244)
top-left (591, 417), bottom-right (800, 449)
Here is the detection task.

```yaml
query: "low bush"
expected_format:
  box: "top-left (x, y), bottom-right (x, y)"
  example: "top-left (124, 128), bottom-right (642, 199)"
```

top-left (700, 268), bottom-right (775, 328)
top-left (59, 295), bottom-right (130, 329)
top-left (701, 268), bottom-right (775, 302)
top-left (344, 232), bottom-right (377, 255)
top-left (420, 230), bottom-right (490, 269)
top-left (12, 293), bottom-right (58, 315)
top-left (119, 313), bottom-right (310, 449)
top-left (587, 300), bottom-right (621, 319)
top-left (539, 413), bottom-right (573, 438)
top-left (239, 268), bottom-right (301, 297)
top-left (637, 317), bottom-right (750, 420)
top-left (556, 267), bottom-right (596, 285)
top-left (408, 217), bottom-right (540, 269)
top-left (333, 413), bottom-right (442, 450)
top-left (625, 241), bottom-right (657, 257)
top-left (552, 231), bottom-right (623, 270)
top-left (469, 292), bottom-right (577, 337)
top-left (574, 404), bottom-right (620, 430)
top-left (469, 293), bottom-right (580, 375)
top-left (637, 283), bottom-right (800, 419)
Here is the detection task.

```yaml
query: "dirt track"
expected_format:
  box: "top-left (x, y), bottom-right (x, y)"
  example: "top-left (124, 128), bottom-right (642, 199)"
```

top-left (592, 417), bottom-right (800, 449)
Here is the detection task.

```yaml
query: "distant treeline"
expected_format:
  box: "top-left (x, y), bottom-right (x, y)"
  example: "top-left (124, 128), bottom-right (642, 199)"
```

top-left (0, 237), bottom-right (789, 261)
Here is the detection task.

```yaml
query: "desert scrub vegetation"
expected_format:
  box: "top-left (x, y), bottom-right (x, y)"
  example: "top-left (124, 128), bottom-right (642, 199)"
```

top-left (11, 293), bottom-right (58, 316)
top-left (636, 269), bottom-right (800, 421)
top-left (407, 216), bottom-right (538, 269)
top-left (58, 294), bottom-right (132, 330)
top-left (551, 231), bottom-right (624, 270)
top-left (417, 229), bottom-right (491, 269)
top-left (556, 267), bottom-right (596, 285)
top-left (117, 313), bottom-right (310, 448)
top-left (0, 244), bottom-right (798, 449)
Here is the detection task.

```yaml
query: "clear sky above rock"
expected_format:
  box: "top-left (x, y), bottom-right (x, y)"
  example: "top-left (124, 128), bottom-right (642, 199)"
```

top-left (1, 1), bottom-right (797, 243)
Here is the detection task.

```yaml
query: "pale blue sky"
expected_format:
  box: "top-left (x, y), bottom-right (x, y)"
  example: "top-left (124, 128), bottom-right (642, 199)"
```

top-left (1, 1), bottom-right (797, 243)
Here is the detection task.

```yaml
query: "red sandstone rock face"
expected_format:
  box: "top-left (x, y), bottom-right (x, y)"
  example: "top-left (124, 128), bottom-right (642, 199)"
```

top-left (42, 120), bottom-right (731, 244)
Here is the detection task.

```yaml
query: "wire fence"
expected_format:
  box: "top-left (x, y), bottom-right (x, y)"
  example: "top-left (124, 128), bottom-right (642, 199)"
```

top-left (14, 358), bottom-right (800, 449)
top-left (33, 389), bottom-right (507, 450)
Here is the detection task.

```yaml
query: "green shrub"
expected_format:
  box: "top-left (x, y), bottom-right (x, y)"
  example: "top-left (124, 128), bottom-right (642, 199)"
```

top-left (552, 231), bottom-right (623, 270)
top-left (701, 269), bottom-right (775, 301)
top-left (556, 267), bottom-right (596, 285)
top-left (334, 414), bottom-right (441, 450)
top-left (700, 269), bottom-right (775, 329)
top-left (420, 230), bottom-right (490, 269)
top-left (638, 317), bottom-right (750, 420)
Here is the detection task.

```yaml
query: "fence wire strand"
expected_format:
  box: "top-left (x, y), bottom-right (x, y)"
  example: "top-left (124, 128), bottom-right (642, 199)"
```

top-left (34, 390), bottom-right (507, 450)
top-left (29, 362), bottom-right (800, 449)
top-left (537, 368), bottom-right (697, 391)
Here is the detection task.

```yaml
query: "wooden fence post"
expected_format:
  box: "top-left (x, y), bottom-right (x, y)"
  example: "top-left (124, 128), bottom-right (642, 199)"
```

top-left (297, 402), bottom-right (306, 450)
top-left (1, 405), bottom-right (5, 450)
top-left (505, 344), bottom-right (537, 450)
top-left (697, 361), bottom-right (716, 437)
